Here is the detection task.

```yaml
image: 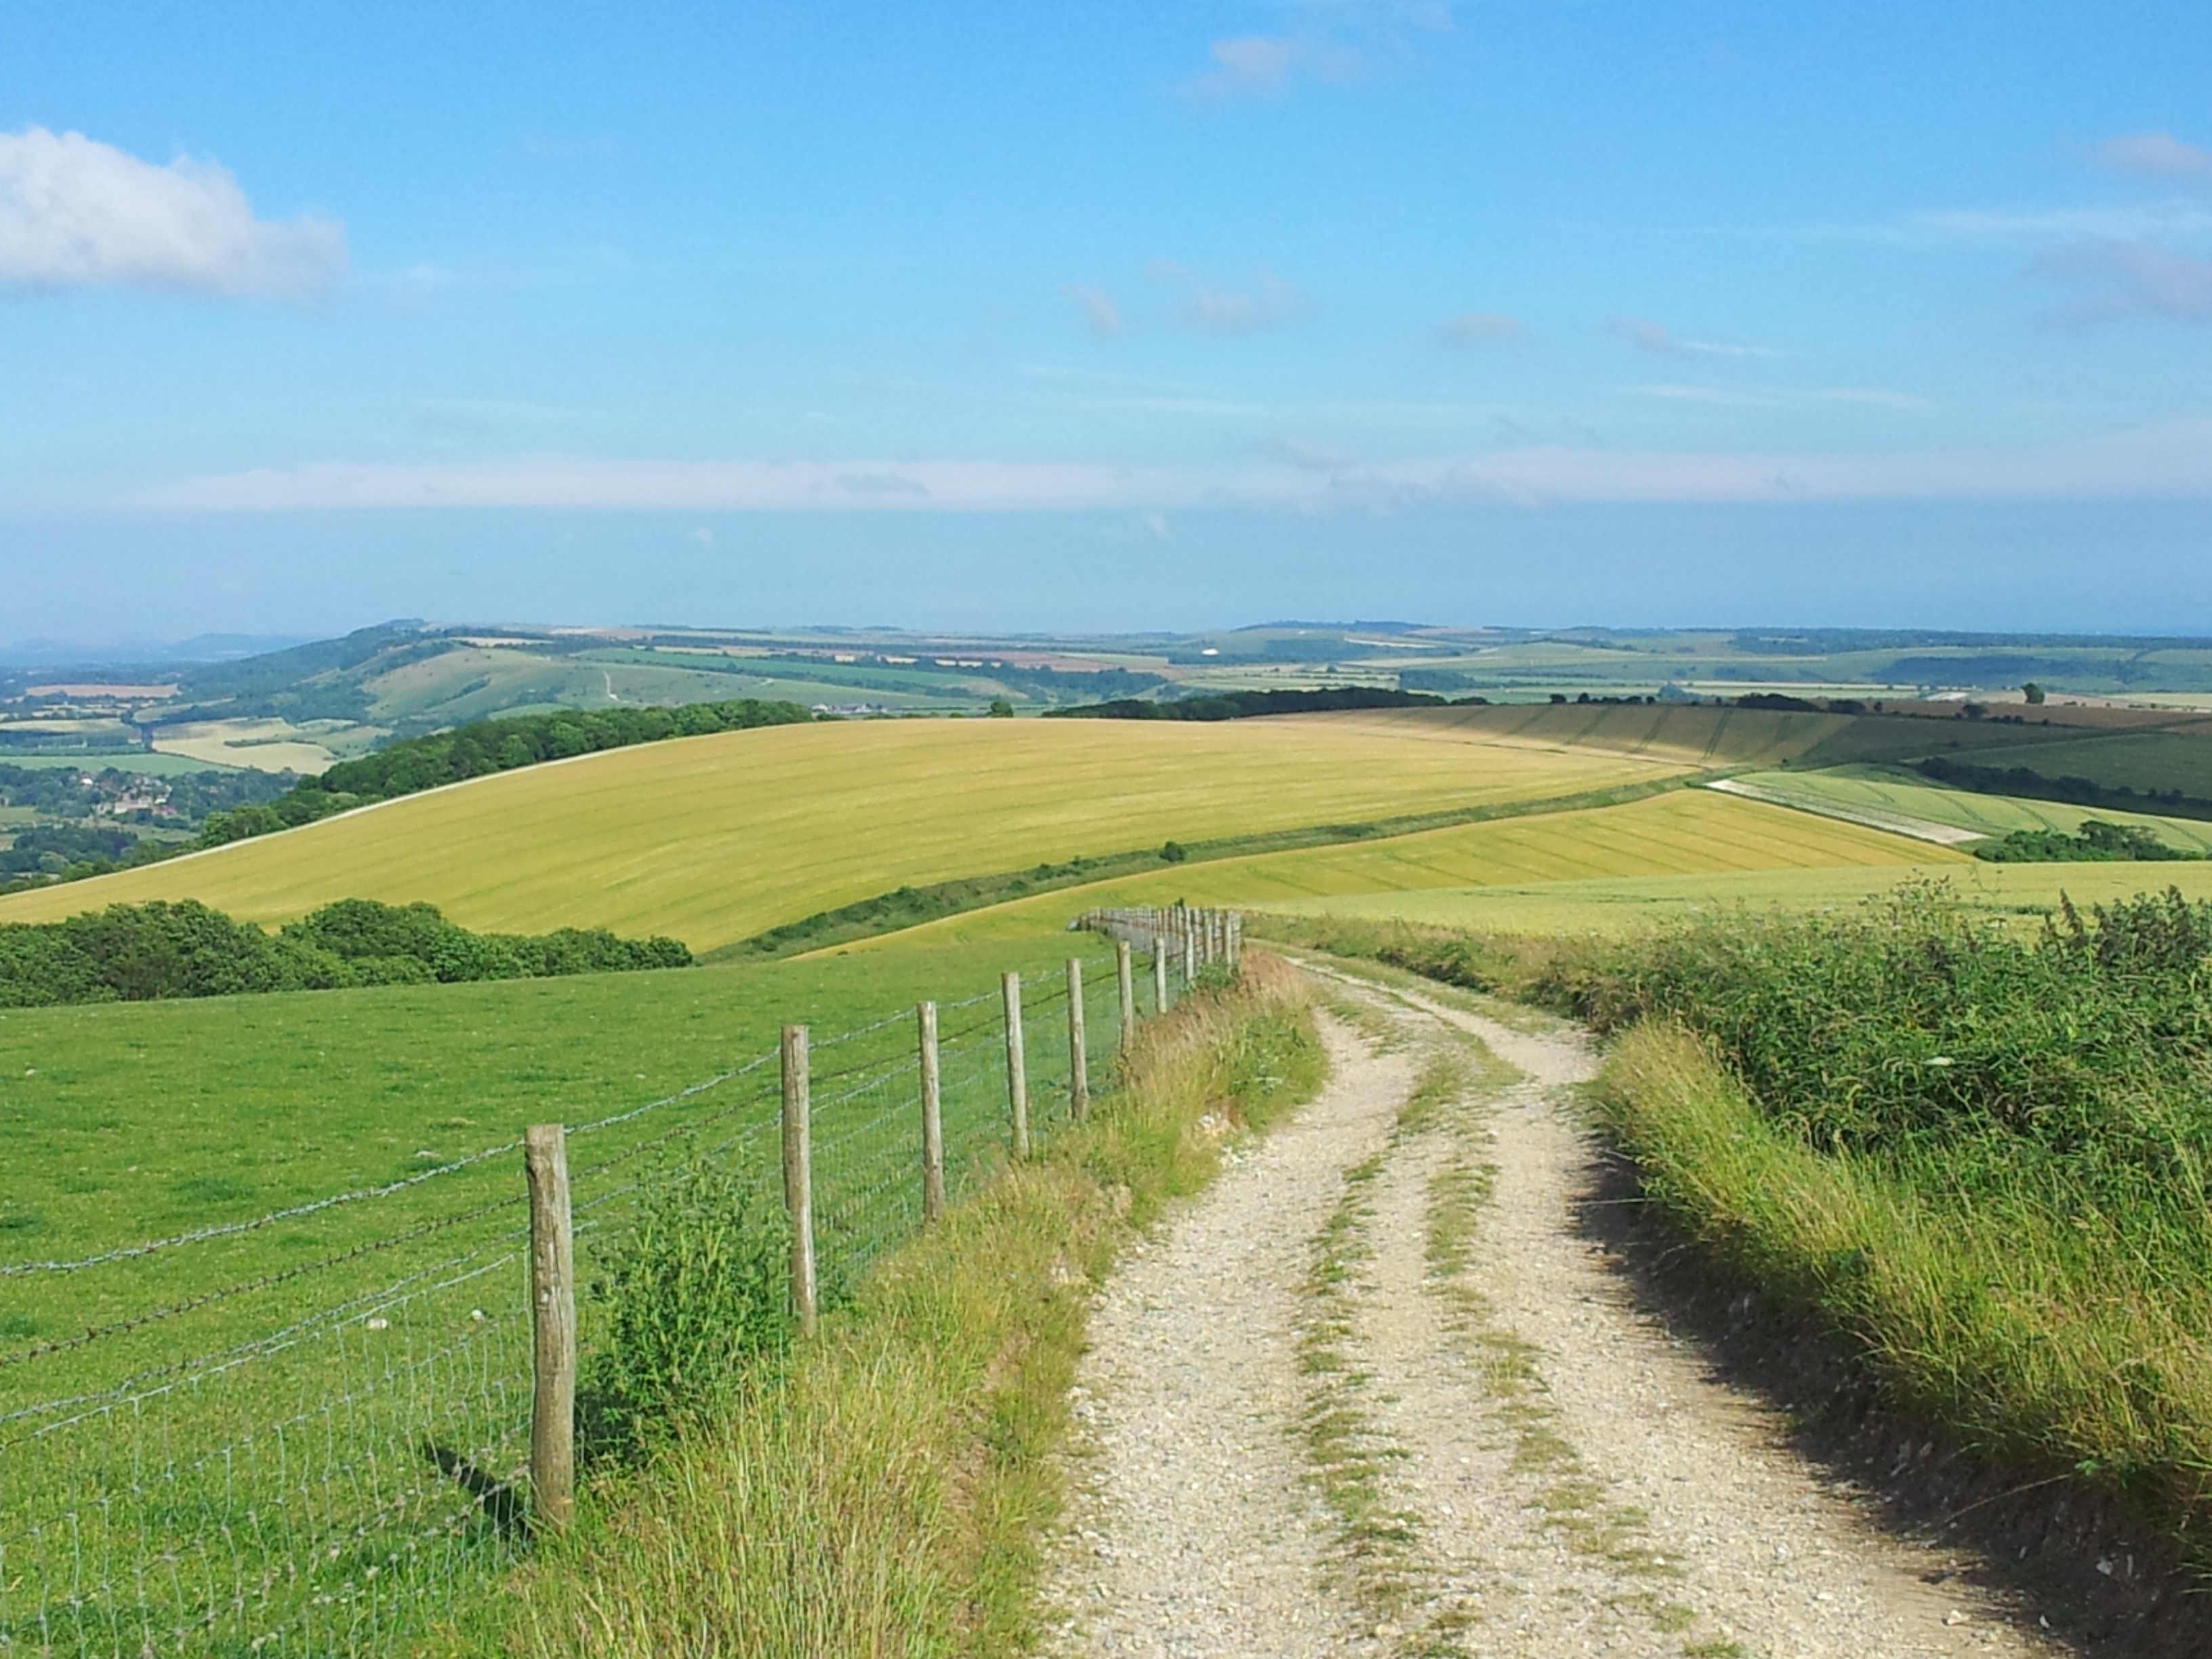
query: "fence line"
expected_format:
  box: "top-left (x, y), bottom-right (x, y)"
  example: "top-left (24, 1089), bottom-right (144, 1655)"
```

top-left (0, 1053), bottom-right (781, 1282)
top-left (0, 911), bottom-right (1243, 1658)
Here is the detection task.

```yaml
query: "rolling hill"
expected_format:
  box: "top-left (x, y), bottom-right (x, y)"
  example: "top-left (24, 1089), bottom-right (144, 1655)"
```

top-left (0, 710), bottom-right (1765, 949)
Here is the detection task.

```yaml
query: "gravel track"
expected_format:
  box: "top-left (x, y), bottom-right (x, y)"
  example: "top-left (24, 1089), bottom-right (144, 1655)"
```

top-left (1042, 969), bottom-right (2068, 1658)
top-left (1040, 1021), bottom-right (1409, 1658)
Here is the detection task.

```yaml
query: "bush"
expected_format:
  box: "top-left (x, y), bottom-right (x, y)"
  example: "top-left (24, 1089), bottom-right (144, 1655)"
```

top-left (577, 1165), bottom-right (794, 1461)
top-left (1973, 818), bottom-right (2197, 863)
top-left (0, 897), bottom-right (691, 1008)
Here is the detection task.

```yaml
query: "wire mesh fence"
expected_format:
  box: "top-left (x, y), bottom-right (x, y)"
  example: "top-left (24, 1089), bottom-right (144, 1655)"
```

top-left (0, 911), bottom-right (1236, 1656)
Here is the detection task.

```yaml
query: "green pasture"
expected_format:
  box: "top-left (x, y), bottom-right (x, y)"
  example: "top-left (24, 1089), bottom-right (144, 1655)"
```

top-left (1727, 765), bottom-right (2212, 853)
top-left (1929, 729), bottom-right (2212, 796)
top-left (0, 927), bottom-right (1105, 1357)
top-left (0, 919), bottom-right (1132, 1656)
top-left (0, 752), bottom-right (242, 777)
top-left (1244, 859), bottom-right (2212, 936)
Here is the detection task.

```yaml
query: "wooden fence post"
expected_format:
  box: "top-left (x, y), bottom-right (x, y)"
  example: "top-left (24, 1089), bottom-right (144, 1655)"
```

top-left (1183, 928), bottom-right (1196, 985)
top-left (918, 1000), bottom-right (945, 1223)
top-left (1154, 937), bottom-right (1170, 1012)
top-left (781, 1025), bottom-right (817, 1338)
top-left (525, 1124), bottom-right (575, 1536)
top-left (1115, 938), bottom-right (1135, 1052)
top-left (1067, 958), bottom-right (1089, 1121)
top-left (1002, 971), bottom-right (1031, 1159)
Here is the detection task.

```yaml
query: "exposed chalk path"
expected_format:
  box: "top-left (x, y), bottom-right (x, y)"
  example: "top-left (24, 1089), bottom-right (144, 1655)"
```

top-left (1042, 966), bottom-right (2066, 1659)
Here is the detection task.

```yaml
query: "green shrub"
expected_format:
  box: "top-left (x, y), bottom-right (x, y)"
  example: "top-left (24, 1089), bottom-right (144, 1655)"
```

top-left (577, 1166), bottom-right (794, 1461)
top-left (0, 897), bottom-right (691, 1008)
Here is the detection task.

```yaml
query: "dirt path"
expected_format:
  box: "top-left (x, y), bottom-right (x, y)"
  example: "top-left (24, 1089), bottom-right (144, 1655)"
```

top-left (1042, 967), bottom-right (2068, 1659)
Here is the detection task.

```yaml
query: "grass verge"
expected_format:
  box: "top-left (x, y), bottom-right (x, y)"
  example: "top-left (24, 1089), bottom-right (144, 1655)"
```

top-left (1290, 893), bottom-right (2212, 1612)
top-left (1590, 1021), bottom-right (2212, 1553)
top-left (477, 952), bottom-right (1322, 1659)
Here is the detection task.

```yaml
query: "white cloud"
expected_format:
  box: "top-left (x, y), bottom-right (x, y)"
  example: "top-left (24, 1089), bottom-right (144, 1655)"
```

top-left (1607, 314), bottom-right (1778, 358)
top-left (1060, 283), bottom-right (1122, 337)
top-left (1182, 35), bottom-right (1363, 98)
top-left (2035, 237), bottom-right (2212, 325)
top-left (2094, 131), bottom-right (2212, 186)
top-left (148, 459), bottom-right (1185, 512)
top-left (1434, 310), bottom-right (1521, 346)
top-left (1148, 260), bottom-right (1307, 333)
top-left (144, 422), bottom-right (2212, 513)
top-left (0, 127), bottom-right (344, 299)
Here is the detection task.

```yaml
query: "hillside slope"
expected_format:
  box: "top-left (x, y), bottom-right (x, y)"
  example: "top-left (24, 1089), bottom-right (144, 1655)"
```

top-left (0, 712), bottom-right (1721, 949)
top-left (835, 789), bottom-right (1964, 949)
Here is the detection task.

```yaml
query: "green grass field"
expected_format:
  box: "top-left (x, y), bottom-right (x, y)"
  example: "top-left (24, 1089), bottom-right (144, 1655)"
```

top-left (1725, 765), bottom-right (2212, 852)
top-left (0, 926), bottom-right (1140, 1656)
top-left (1924, 729), bottom-right (2212, 796)
top-left (0, 709), bottom-right (1761, 948)
top-left (1245, 858), bottom-right (2212, 935)
top-left (0, 933), bottom-right (1120, 1349)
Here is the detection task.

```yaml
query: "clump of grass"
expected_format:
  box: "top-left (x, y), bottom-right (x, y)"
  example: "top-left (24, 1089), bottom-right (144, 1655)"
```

top-left (480, 952), bottom-right (1322, 1659)
top-left (1296, 1143), bottom-right (1425, 1624)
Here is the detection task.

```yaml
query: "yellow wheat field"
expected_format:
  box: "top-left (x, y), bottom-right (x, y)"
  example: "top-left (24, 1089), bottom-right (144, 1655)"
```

top-left (0, 710), bottom-right (1748, 949)
top-left (839, 790), bottom-right (1963, 949)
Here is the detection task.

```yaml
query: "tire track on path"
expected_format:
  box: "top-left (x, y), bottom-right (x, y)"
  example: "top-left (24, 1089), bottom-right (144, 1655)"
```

top-left (1041, 1017), bottom-right (1408, 1658)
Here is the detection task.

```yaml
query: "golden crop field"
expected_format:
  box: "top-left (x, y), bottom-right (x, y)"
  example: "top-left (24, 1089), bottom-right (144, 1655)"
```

top-left (840, 790), bottom-right (1960, 949)
top-left (0, 712), bottom-right (1715, 949)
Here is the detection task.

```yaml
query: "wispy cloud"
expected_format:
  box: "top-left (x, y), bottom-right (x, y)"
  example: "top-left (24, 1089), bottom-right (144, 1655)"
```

top-left (1059, 283), bottom-right (1122, 337)
top-left (2093, 131), bottom-right (2212, 186)
top-left (0, 127), bottom-right (344, 300)
top-left (1269, 436), bottom-right (1355, 471)
top-left (1433, 310), bottom-right (1522, 346)
top-left (1148, 260), bottom-right (1307, 333)
top-left (147, 459), bottom-right (1185, 512)
top-left (1607, 314), bottom-right (1779, 359)
top-left (1914, 201), bottom-right (2212, 241)
top-left (145, 421), bottom-right (2212, 513)
top-left (2035, 238), bottom-right (2212, 326)
top-left (1630, 384), bottom-right (1936, 413)
top-left (1181, 35), bottom-right (1364, 99)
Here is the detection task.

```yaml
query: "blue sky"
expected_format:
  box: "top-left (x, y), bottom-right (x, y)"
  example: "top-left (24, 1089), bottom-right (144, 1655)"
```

top-left (5, 1), bottom-right (2212, 640)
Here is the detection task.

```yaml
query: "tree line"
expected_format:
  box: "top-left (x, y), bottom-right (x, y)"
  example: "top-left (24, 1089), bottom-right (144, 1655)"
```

top-left (0, 897), bottom-right (690, 1008)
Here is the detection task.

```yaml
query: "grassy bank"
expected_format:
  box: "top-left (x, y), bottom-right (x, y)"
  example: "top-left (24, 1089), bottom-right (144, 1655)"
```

top-left (1267, 892), bottom-right (2212, 1568)
top-left (482, 954), bottom-right (1322, 1658)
